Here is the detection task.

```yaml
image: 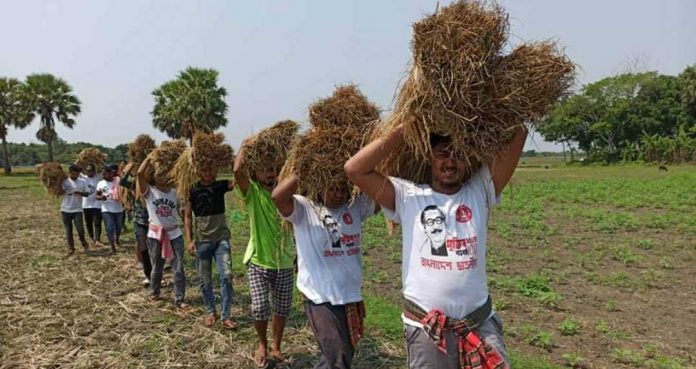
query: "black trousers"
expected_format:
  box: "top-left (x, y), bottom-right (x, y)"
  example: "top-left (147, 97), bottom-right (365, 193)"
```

top-left (62, 211), bottom-right (87, 251)
top-left (135, 223), bottom-right (152, 279)
top-left (83, 208), bottom-right (102, 242)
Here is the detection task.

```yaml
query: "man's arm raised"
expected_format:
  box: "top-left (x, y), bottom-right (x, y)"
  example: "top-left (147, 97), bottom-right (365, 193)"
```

top-left (233, 143), bottom-right (250, 194)
top-left (271, 175), bottom-right (298, 217)
top-left (344, 125), bottom-right (404, 212)
top-left (489, 126), bottom-right (528, 196)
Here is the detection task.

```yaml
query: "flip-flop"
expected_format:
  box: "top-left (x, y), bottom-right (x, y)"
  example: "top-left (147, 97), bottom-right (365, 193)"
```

top-left (254, 351), bottom-right (268, 369)
top-left (270, 351), bottom-right (287, 363)
top-left (222, 319), bottom-right (238, 330)
top-left (203, 314), bottom-right (216, 327)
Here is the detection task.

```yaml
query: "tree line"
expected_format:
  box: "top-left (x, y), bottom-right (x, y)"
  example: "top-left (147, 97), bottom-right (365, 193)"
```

top-left (0, 67), bottom-right (227, 174)
top-left (537, 65), bottom-right (696, 163)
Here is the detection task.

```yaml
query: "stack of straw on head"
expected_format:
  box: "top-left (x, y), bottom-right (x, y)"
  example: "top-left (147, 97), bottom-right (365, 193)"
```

top-left (127, 134), bottom-right (157, 169)
top-left (282, 85), bottom-right (380, 203)
top-left (75, 148), bottom-right (107, 170)
top-left (148, 140), bottom-right (187, 186)
top-left (37, 162), bottom-right (67, 197)
top-left (243, 120), bottom-right (300, 179)
top-left (172, 131), bottom-right (234, 203)
top-left (377, 0), bottom-right (575, 184)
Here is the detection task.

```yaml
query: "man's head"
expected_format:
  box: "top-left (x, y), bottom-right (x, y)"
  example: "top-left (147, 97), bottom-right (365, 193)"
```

top-left (254, 166), bottom-right (279, 192)
top-left (322, 179), bottom-right (350, 209)
top-left (199, 167), bottom-right (217, 185)
top-left (420, 205), bottom-right (446, 249)
top-left (429, 134), bottom-right (469, 192)
top-left (85, 164), bottom-right (96, 178)
top-left (68, 164), bottom-right (82, 180)
top-left (102, 164), bottom-right (116, 181)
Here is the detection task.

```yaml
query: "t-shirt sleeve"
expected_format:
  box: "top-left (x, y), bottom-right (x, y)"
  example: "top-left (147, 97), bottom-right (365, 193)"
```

top-left (219, 180), bottom-right (231, 193)
top-left (473, 165), bottom-right (500, 209)
top-left (235, 180), bottom-right (255, 203)
top-left (282, 195), bottom-right (307, 225)
top-left (381, 176), bottom-right (407, 224)
top-left (358, 194), bottom-right (376, 221)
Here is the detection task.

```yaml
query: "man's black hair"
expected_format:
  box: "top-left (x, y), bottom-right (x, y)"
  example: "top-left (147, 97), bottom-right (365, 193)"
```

top-left (68, 164), bottom-right (82, 173)
top-left (429, 133), bottom-right (452, 149)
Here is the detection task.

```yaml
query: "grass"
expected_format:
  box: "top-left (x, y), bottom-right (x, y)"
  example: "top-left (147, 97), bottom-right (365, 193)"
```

top-left (1, 163), bottom-right (694, 368)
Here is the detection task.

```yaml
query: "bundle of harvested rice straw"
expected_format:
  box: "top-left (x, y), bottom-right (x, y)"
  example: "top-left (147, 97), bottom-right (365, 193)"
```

top-left (127, 134), bottom-right (157, 168)
top-left (75, 148), bottom-right (107, 169)
top-left (37, 162), bottom-right (67, 197)
top-left (148, 140), bottom-right (187, 186)
top-left (243, 120), bottom-right (300, 178)
top-left (282, 85), bottom-right (380, 203)
top-left (376, 0), bottom-right (575, 183)
top-left (172, 131), bottom-right (234, 203)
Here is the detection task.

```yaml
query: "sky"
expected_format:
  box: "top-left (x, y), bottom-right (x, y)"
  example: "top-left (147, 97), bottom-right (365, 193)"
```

top-left (2, 0), bottom-right (695, 152)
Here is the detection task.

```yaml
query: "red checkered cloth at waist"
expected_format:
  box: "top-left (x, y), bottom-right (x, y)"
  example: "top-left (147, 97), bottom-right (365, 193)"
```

top-left (403, 296), bottom-right (508, 369)
top-left (346, 301), bottom-right (366, 348)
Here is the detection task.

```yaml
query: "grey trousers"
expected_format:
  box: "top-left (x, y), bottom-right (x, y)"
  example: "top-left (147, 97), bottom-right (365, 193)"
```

top-left (405, 312), bottom-right (510, 369)
top-left (61, 211), bottom-right (87, 251)
top-left (304, 300), bottom-right (354, 369)
top-left (147, 236), bottom-right (186, 303)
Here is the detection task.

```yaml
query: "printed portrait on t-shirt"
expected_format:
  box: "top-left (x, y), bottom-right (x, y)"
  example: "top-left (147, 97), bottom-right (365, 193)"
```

top-left (420, 205), bottom-right (448, 256)
top-left (322, 214), bottom-right (341, 248)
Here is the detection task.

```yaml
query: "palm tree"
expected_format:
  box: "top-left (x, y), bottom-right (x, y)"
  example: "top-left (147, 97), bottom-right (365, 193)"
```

top-left (151, 67), bottom-right (228, 143)
top-left (24, 73), bottom-right (81, 161)
top-left (0, 78), bottom-right (33, 174)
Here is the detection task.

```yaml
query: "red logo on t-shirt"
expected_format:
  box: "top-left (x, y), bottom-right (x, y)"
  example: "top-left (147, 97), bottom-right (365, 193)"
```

top-left (456, 205), bottom-right (472, 223)
top-left (342, 213), bottom-right (353, 225)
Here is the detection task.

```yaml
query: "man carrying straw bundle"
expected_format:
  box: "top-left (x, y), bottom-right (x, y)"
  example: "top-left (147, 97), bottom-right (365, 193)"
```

top-left (60, 164), bottom-right (90, 257)
top-left (273, 176), bottom-right (377, 369)
top-left (137, 145), bottom-right (188, 308)
top-left (175, 132), bottom-right (236, 329)
top-left (96, 164), bottom-right (124, 253)
top-left (233, 126), bottom-right (296, 368)
top-left (119, 163), bottom-right (152, 287)
top-left (345, 1), bottom-right (575, 367)
top-left (81, 164), bottom-right (104, 248)
top-left (272, 85), bottom-right (379, 369)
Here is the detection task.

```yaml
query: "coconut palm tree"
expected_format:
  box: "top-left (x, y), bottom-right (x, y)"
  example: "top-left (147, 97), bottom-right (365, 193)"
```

top-left (0, 77), bottom-right (33, 174)
top-left (24, 73), bottom-right (81, 161)
top-left (151, 67), bottom-right (228, 143)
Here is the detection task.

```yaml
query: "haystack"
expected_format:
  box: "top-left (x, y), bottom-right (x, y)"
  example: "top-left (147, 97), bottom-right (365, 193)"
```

top-left (148, 140), bottom-right (187, 185)
top-left (282, 85), bottom-right (379, 203)
top-left (172, 131), bottom-right (234, 203)
top-left (75, 148), bottom-right (107, 169)
top-left (127, 134), bottom-right (156, 167)
top-left (243, 120), bottom-right (299, 177)
top-left (309, 85), bottom-right (380, 130)
top-left (379, 0), bottom-right (575, 183)
top-left (37, 162), bottom-right (67, 197)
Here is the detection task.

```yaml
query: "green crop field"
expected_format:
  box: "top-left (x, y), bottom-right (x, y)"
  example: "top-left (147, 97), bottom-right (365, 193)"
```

top-left (1, 164), bottom-right (694, 368)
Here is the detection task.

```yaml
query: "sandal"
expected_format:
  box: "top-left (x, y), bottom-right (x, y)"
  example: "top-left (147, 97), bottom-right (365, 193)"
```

top-left (222, 319), bottom-right (238, 330)
top-left (175, 302), bottom-right (191, 311)
top-left (254, 351), bottom-right (268, 369)
top-left (203, 314), bottom-right (216, 327)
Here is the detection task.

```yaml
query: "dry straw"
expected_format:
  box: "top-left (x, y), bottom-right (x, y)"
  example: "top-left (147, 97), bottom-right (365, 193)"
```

top-left (75, 148), bottom-right (107, 169)
top-left (283, 85), bottom-right (379, 203)
top-left (127, 134), bottom-right (156, 168)
top-left (148, 140), bottom-right (187, 185)
top-left (243, 120), bottom-right (299, 177)
top-left (37, 162), bottom-right (67, 197)
top-left (172, 132), bottom-right (234, 203)
top-left (379, 0), bottom-right (575, 183)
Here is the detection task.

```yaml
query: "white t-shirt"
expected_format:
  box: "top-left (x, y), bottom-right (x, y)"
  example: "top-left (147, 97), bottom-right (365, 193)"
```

top-left (96, 179), bottom-right (124, 213)
top-left (383, 165), bottom-right (499, 324)
top-left (81, 174), bottom-right (102, 209)
top-left (144, 185), bottom-right (182, 240)
top-left (285, 194), bottom-right (376, 305)
top-left (60, 178), bottom-right (87, 213)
